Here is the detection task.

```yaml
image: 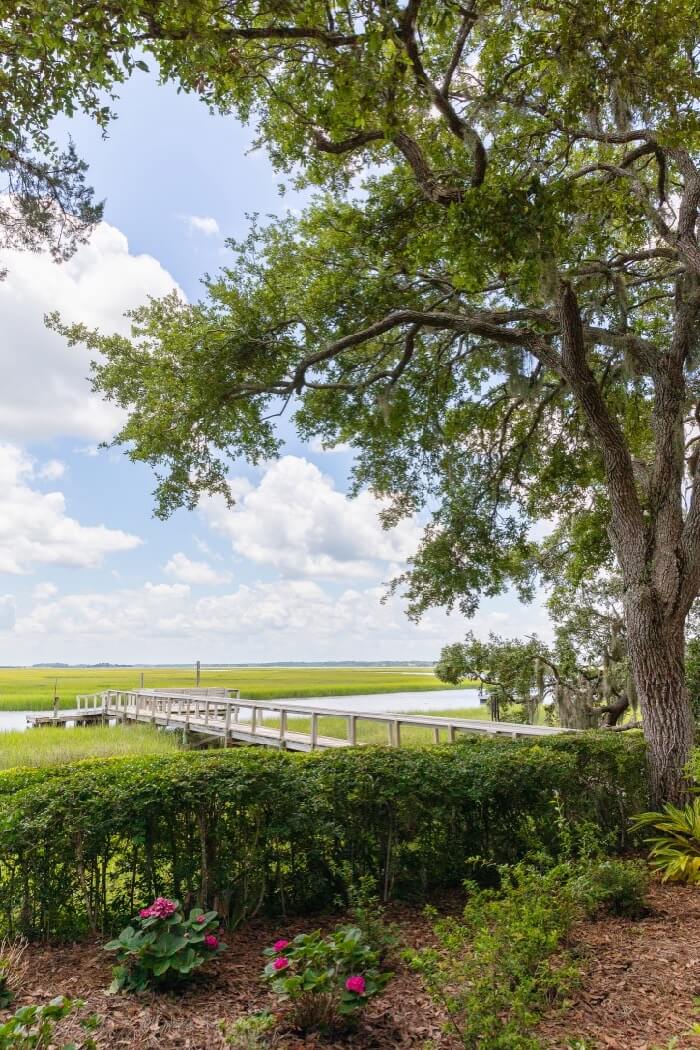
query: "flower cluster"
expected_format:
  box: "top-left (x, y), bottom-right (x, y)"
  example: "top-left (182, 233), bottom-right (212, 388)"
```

top-left (105, 900), bottom-right (227, 993)
top-left (262, 925), bottom-right (390, 1032)
top-left (139, 897), bottom-right (177, 919)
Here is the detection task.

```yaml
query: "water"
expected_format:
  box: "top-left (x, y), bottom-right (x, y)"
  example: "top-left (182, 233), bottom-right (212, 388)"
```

top-left (0, 687), bottom-right (483, 732)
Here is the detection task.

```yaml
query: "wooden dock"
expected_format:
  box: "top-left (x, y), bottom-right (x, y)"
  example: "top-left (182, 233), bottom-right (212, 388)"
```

top-left (27, 688), bottom-right (575, 750)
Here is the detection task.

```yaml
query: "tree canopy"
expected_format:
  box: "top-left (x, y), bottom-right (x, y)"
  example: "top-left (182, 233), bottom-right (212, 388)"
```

top-left (27, 0), bottom-right (700, 800)
top-left (0, 2), bottom-right (139, 265)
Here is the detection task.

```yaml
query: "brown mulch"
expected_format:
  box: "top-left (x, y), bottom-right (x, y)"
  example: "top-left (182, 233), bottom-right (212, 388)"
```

top-left (10, 904), bottom-right (459, 1050)
top-left (9, 883), bottom-right (700, 1049)
top-left (536, 882), bottom-right (700, 1049)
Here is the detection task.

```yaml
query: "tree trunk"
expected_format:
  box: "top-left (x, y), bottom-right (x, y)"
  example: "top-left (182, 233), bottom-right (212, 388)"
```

top-left (625, 590), bottom-right (695, 806)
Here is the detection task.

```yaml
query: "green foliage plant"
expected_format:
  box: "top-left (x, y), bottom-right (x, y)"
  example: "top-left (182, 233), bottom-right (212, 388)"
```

top-left (263, 925), bottom-right (390, 1035)
top-left (104, 898), bottom-right (227, 993)
top-left (631, 800), bottom-right (700, 883)
top-left (219, 1012), bottom-right (278, 1049)
top-left (413, 863), bottom-right (578, 1049)
top-left (343, 871), bottom-right (400, 963)
top-left (0, 997), bottom-right (86, 1050)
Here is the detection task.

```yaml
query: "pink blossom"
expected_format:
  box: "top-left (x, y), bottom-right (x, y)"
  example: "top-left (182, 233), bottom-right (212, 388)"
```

top-left (196, 915), bottom-right (207, 923)
top-left (148, 897), bottom-right (177, 918)
top-left (273, 939), bottom-right (290, 952)
top-left (204, 934), bottom-right (219, 949)
top-left (273, 957), bottom-right (290, 971)
top-left (345, 975), bottom-right (366, 995)
top-left (139, 908), bottom-right (151, 918)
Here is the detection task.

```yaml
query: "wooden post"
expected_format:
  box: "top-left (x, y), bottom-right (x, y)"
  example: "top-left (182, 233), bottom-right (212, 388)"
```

top-left (386, 719), bottom-right (393, 745)
top-left (395, 721), bottom-right (402, 747)
top-left (166, 698), bottom-right (172, 726)
top-left (449, 724), bottom-right (457, 743)
top-left (348, 715), bottom-right (357, 746)
top-left (196, 660), bottom-right (201, 687)
top-left (225, 702), bottom-right (232, 744)
top-left (280, 709), bottom-right (287, 747)
top-left (433, 725), bottom-right (440, 744)
top-left (311, 712), bottom-right (318, 750)
top-left (140, 672), bottom-right (144, 688)
top-left (251, 707), bottom-right (257, 734)
top-left (204, 698), bottom-right (210, 726)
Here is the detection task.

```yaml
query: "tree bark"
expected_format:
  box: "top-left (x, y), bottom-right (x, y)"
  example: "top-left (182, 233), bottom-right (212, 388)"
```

top-left (625, 588), bottom-right (696, 805)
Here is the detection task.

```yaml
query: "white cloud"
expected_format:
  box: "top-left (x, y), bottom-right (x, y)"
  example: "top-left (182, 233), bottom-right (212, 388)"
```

top-left (181, 215), bottom-right (220, 236)
top-left (37, 459), bottom-right (66, 481)
top-left (0, 221), bottom-right (181, 441)
top-left (0, 595), bottom-right (15, 631)
top-left (13, 578), bottom-right (459, 645)
top-left (202, 456), bottom-right (421, 579)
top-left (309, 436), bottom-right (353, 455)
top-left (32, 582), bottom-right (59, 601)
top-left (164, 552), bottom-right (231, 585)
top-left (0, 444), bottom-right (141, 573)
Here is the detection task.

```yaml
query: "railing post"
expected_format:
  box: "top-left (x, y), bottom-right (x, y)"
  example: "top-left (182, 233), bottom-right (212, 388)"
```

top-left (395, 721), bottom-right (402, 747)
top-left (280, 709), bottom-right (287, 747)
top-left (251, 706), bottom-right (257, 734)
top-left (225, 702), bottom-right (232, 744)
top-left (348, 715), bottom-right (357, 746)
top-left (166, 698), bottom-right (172, 726)
top-left (449, 724), bottom-right (457, 743)
top-left (311, 712), bottom-right (318, 750)
top-left (433, 725), bottom-right (440, 744)
top-left (204, 698), bottom-right (210, 726)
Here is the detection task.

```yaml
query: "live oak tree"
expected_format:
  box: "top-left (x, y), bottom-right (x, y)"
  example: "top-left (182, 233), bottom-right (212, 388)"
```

top-left (0, 2), bottom-right (142, 267)
top-left (40, 0), bottom-right (700, 802)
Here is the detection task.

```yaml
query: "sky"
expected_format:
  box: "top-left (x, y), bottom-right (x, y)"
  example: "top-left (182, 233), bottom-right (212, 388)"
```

top-left (0, 69), bottom-right (551, 665)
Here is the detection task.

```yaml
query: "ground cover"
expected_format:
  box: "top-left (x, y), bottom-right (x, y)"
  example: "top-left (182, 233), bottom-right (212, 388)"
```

top-left (6, 882), bottom-right (699, 1049)
top-left (0, 725), bottom-right (179, 769)
top-left (0, 666), bottom-right (468, 711)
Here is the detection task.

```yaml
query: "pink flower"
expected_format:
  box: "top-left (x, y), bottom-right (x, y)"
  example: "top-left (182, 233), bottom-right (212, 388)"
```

top-left (139, 908), bottom-right (152, 918)
top-left (204, 934), bottom-right (219, 949)
top-left (273, 939), bottom-right (290, 952)
top-left (147, 897), bottom-right (177, 918)
top-left (196, 915), bottom-right (207, 923)
top-left (273, 957), bottom-right (290, 971)
top-left (345, 975), bottom-right (366, 995)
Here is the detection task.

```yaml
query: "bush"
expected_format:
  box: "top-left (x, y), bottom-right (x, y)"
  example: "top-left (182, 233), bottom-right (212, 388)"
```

top-left (104, 898), bottom-right (226, 992)
top-left (219, 1012), bottom-right (278, 1049)
top-left (564, 857), bottom-right (649, 918)
top-left (631, 800), bottom-right (700, 883)
top-left (262, 925), bottom-right (390, 1034)
top-left (0, 996), bottom-right (89, 1050)
top-left (0, 733), bottom-right (646, 939)
top-left (413, 863), bottom-right (579, 1050)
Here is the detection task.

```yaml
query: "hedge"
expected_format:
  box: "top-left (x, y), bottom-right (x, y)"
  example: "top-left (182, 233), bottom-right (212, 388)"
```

top-left (0, 732), bottom-right (646, 939)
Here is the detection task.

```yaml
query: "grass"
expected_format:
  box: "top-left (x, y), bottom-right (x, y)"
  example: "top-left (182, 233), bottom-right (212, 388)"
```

top-left (0, 724), bottom-right (180, 768)
top-left (0, 666), bottom-right (472, 711)
top-left (263, 705), bottom-right (492, 745)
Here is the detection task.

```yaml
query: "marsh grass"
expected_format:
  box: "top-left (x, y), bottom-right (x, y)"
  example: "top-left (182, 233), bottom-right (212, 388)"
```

top-left (0, 724), bottom-right (180, 768)
top-left (0, 666), bottom-right (471, 711)
top-left (263, 706), bottom-right (492, 746)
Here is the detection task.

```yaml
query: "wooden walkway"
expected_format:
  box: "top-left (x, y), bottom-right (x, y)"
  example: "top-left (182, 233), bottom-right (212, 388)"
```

top-left (27, 688), bottom-right (575, 750)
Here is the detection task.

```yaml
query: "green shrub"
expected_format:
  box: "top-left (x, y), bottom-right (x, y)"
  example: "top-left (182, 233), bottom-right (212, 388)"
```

top-left (413, 863), bottom-right (579, 1050)
top-left (262, 925), bottom-right (390, 1034)
top-left (0, 733), bottom-right (646, 939)
top-left (219, 1012), bottom-right (278, 1049)
top-left (631, 800), bottom-right (700, 883)
top-left (564, 857), bottom-right (649, 918)
top-left (104, 898), bottom-right (226, 992)
top-left (0, 997), bottom-right (86, 1049)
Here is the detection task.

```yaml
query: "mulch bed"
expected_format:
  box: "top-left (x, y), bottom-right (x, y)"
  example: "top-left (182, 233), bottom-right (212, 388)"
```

top-left (536, 882), bottom-right (700, 1049)
top-left (11, 904), bottom-right (459, 1050)
top-left (8, 882), bottom-right (700, 1048)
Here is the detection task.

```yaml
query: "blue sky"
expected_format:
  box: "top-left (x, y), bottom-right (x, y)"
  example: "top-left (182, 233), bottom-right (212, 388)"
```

top-left (0, 70), bottom-right (549, 664)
